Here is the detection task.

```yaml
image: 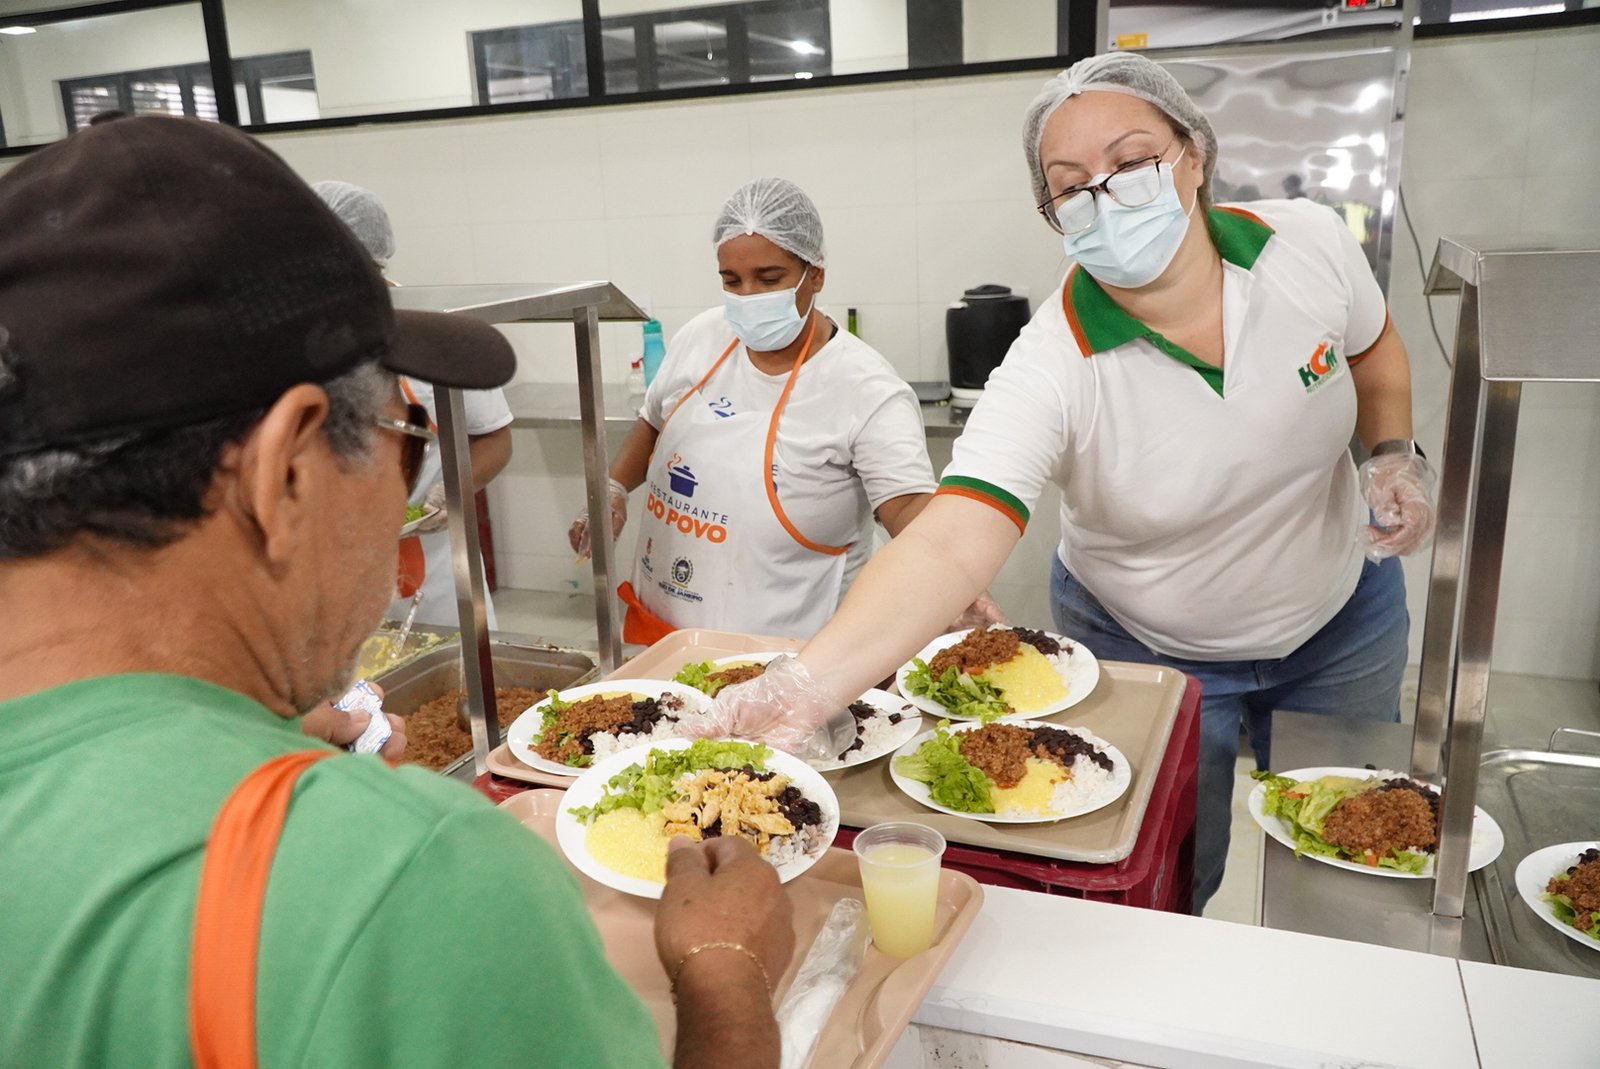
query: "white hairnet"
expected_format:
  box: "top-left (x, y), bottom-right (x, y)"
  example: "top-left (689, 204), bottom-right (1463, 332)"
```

top-left (1023, 53), bottom-right (1218, 216)
top-left (712, 177), bottom-right (825, 267)
top-left (313, 180), bottom-right (395, 266)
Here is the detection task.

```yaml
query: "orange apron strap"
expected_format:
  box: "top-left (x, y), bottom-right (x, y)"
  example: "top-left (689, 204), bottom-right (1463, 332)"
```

top-left (189, 750), bottom-right (335, 1069)
top-left (397, 376), bottom-right (438, 433)
top-left (661, 339), bottom-right (740, 427)
top-left (762, 317), bottom-right (850, 557)
top-left (618, 581), bottom-right (677, 646)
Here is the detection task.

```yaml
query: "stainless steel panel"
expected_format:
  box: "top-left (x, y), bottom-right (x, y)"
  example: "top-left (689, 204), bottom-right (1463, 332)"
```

top-left (574, 304), bottom-right (622, 673)
top-left (390, 282), bottom-right (648, 324)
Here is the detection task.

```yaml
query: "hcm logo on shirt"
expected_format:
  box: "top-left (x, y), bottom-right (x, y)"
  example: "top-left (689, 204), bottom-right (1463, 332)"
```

top-left (1297, 342), bottom-right (1341, 394)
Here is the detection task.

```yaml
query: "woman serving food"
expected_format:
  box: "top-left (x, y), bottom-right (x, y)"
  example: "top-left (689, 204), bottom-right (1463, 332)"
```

top-left (569, 177), bottom-right (1001, 641)
top-left (696, 54), bottom-right (1438, 914)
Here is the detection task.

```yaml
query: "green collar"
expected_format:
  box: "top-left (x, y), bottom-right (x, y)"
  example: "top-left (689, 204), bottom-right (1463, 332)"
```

top-left (1062, 206), bottom-right (1274, 397)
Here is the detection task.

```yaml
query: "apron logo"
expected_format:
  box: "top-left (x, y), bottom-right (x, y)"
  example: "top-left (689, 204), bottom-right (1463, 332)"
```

top-left (641, 537), bottom-right (653, 574)
top-left (1297, 342), bottom-right (1341, 393)
top-left (707, 396), bottom-right (736, 418)
top-left (670, 557), bottom-right (694, 586)
top-left (667, 453), bottom-right (698, 497)
top-left (646, 491), bottom-right (729, 543)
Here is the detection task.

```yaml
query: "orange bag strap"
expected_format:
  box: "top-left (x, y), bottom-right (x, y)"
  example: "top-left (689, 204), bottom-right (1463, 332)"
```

top-left (189, 750), bottom-right (336, 1069)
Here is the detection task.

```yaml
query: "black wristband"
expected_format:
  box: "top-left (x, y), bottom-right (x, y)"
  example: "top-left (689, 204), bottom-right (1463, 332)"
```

top-left (1371, 438), bottom-right (1425, 461)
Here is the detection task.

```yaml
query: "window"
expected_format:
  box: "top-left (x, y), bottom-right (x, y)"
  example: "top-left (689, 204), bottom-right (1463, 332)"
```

top-left (59, 52), bottom-right (314, 133)
top-left (472, 0), bottom-right (831, 105)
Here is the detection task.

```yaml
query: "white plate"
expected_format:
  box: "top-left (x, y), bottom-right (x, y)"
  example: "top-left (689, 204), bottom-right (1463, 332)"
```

top-left (399, 505), bottom-right (440, 537)
top-left (888, 719), bottom-right (1130, 824)
top-left (1515, 841), bottom-right (1600, 952)
top-left (894, 627), bottom-right (1100, 721)
top-left (709, 651), bottom-right (789, 668)
top-left (507, 679), bottom-right (710, 779)
top-left (808, 689), bottom-right (925, 772)
top-left (1246, 766), bottom-right (1506, 878)
top-left (555, 737), bottom-right (840, 899)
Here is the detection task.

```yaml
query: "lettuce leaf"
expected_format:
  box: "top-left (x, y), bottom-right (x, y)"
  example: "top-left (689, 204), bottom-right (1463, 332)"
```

top-left (672, 661), bottom-right (721, 696)
top-left (1543, 875), bottom-right (1600, 940)
top-left (894, 723), bottom-right (995, 813)
top-left (568, 739), bottom-right (773, 824)
top-left (903, 658), bottom-right (1011, 724)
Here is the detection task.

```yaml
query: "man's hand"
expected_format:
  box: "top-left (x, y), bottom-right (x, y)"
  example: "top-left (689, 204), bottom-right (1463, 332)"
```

top-left (656, 836), bottom-right (794, 990)
top-left (300, 682), bottom-right (408, 760)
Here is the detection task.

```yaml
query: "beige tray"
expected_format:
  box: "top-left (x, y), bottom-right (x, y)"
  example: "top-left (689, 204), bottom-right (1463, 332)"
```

top-left (489, 629), bottom-right (1186, 863)
top-left (484, 629), bottom-right (801, 787)
top-left (500, 789), bottom-right (983, 1069)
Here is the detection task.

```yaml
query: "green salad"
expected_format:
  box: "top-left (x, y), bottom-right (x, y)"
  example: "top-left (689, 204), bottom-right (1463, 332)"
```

top-left (672, 661), bottom-right (724, 696)
top-left (902, 659), bottom-right (1010, 723)
top-left (534, 691), bottom-right (586, 767)
top-left (1542, 850), bottom-right (1600, 941)
top-left (569, 739), bottom-right (772, 824)
top-left (404, 503), bottom-right (429, 524)
top-left (893, 721), bottom-right (995, 814)
top-left (1251, 770), bottom-right (1432, 874)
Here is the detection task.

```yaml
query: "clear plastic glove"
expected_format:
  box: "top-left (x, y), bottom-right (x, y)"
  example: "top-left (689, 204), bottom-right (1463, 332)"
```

top-left (678, 655), bottom-right (856, 762)
top-left (1359, 451), bottom-right (1439, 561)
top-left (949, 590), bottom-right (1008, 633)
top-left (414, 480), bottom-right (449, 534)
top-left (568, 477), bottom-right (630, 561)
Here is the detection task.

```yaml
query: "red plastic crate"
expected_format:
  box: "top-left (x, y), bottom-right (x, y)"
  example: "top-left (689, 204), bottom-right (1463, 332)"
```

top-left (834, 674), bottom-right (1201, 913)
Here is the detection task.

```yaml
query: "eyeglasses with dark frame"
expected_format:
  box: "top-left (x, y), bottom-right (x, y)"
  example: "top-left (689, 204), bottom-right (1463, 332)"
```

top-left (375, 402), bottom-right (435, 497)
top-left (1037, 141), bottom-right (1182, 236)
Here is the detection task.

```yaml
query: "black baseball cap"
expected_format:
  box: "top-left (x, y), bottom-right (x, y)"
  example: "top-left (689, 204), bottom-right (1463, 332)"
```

top-left (0, 116), bottom-right (515, 458)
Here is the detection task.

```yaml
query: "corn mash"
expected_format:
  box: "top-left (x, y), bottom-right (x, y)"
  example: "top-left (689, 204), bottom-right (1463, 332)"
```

top-left (585, 808), bottom-right (671, 883)
top-left (984, 645), bottom-right (1068, 713)
top-left (989, 758), bottom-right (1069, 815)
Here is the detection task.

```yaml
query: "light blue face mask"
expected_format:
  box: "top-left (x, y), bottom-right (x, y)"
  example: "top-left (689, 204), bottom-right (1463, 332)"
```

top-left (723, 266), bottom-right (813, 351)
top-left (1059, 154), bottom-right (1196, 290)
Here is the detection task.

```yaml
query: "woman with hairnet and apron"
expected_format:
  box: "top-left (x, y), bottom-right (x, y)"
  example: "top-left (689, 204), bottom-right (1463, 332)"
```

top-left (698, 56), bottom-right (1439, 914)
top-left (569, 177), bottom-right (1002, 644)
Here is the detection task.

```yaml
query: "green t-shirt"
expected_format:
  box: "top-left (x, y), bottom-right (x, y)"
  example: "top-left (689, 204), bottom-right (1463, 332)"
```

top-left (0, 673), bottom-right (666, 1068)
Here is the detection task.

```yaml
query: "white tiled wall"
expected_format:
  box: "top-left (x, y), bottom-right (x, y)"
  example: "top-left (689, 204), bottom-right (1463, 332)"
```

top-left (5, 26), bottom-right (1597, 676)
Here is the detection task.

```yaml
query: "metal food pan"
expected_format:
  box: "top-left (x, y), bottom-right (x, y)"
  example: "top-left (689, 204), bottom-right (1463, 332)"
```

top-left (374, 633), bottom-right (597, 779)
top-left (1473, 735), bottom-right (1600, 981)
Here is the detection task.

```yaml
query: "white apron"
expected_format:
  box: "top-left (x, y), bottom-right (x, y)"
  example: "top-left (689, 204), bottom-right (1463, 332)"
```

top-left (629, 322), bottom-right (858, 639)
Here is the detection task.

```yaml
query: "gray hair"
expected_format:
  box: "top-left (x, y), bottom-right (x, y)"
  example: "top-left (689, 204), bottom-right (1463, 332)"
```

top-left (0, 361), bottom-right (392, 558)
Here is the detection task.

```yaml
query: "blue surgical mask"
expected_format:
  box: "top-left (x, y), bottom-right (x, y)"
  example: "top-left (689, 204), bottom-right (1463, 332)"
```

top-left (1059, 160), bottom-right (1196, 289)
top-left (723, 267), bottom-right (813, 351)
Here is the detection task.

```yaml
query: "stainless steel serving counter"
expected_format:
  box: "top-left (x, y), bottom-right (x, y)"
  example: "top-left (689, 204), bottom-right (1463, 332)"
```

top-left (502, 381), bottom-right (969, 439)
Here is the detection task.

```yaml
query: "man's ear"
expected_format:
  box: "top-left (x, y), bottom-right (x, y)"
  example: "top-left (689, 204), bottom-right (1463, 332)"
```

top-left (231, 385), bottom-right (333, 568)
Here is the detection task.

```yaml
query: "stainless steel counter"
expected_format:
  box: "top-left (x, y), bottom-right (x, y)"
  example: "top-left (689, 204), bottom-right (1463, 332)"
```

top-left (1260, 711), bottom-right (1495, 962)
top-left (502, 381), bottom-right (969, 439)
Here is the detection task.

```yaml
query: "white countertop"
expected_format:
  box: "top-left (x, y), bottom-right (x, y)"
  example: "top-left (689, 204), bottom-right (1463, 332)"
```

top-left (907, 884), bottom-right (1600, 1068)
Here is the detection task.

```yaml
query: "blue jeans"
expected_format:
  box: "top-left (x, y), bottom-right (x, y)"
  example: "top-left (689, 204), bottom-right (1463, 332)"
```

top-left (1050, 554), bottom-right (1408, 914)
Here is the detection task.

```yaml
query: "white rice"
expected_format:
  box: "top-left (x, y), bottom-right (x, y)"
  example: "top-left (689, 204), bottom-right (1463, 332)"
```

top-left (763, 814), bottom-right (833, 869)
top-left (838, 712), bottom-right (901, 767)
top-left (586, 716), bottom-right (682, 762)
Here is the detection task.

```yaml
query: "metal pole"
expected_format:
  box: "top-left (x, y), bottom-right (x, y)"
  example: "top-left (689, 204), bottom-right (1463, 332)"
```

top-left (575, 305), bottom-right (623, 673)
top-left (1410, 283), bottom-right (1483, 784)
top-left (437, 386), bottom-right (501, 773)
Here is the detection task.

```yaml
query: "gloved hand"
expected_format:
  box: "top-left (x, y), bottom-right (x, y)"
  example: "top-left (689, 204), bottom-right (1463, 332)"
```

top-left (414, 481), bottom-right (450, 534)
top-left (1359, 451), bottom-right (1439, 561)
top-left (678, 655), bottom-right (856, 762)
top-left (568, 477), bottom-right (630, 561)
top-left (950, 590), bottom-right (1008, 632)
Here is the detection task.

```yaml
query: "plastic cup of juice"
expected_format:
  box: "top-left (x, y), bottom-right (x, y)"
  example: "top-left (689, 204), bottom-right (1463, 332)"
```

top-left (852, 822), bottom-right (946, 958)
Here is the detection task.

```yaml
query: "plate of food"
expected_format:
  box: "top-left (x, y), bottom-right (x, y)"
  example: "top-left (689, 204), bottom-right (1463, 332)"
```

top-left (507, 680), bottom-right (709, 778)
top-left (671, 652), bottom-right (791, 696)
top-left (1248, 766), bottom-right (1505, 878)
top-left (556, 737), bottom-right (839, 898)
top-left (890, 719), bottom-right (1129, 823)
top-left (809, 689), bottom-right (924, 772)
top-left (399, 502), bottom-right (440, 537)
top-left (895, 626), bottom-right (1098, 723)
top-left (1515, 842), bottom-right (1600, 951)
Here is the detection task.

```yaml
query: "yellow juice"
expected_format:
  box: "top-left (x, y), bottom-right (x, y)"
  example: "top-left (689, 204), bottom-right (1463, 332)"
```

top-left (858, 843), bottom-right (940, 957)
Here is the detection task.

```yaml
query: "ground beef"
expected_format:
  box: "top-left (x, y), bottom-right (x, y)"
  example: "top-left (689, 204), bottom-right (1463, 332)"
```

top-left (957, 723), bottom-right (1036, 788)
top-left (1030, 725), bottom-right (1113, 773)
top-left (1011, 627), bottom-right (1063, 658)
top-left (534, 694), bottom-right (668, 766)
top-left (929, 628), bottom-right (1019, 679)
top-left (1321, 782), bottom-right (1440, 859)
top-left (401, 686), bottom-right (545, 770)
top-left (706, 664), bottom-right (766, 690)
top-left (1549, 848), bottom-right (1600, 928)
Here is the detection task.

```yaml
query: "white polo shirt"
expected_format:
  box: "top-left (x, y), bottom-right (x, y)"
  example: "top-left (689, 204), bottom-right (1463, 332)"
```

top-left (939, 201), bottom-right (1388, 661)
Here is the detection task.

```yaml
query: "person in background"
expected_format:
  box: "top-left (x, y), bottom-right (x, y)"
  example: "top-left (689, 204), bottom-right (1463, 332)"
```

top-left (568, 177), bottom-right (1003, 651)
top-left (0, 116), bottom-right (790, 1068)
top-left (314, 180), bottom-right (515, 629)
top-left (697, 53), bottom-right (1437, 911)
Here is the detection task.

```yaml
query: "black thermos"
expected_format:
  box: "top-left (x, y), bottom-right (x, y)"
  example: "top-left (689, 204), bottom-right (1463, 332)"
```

top-left (946, 284), bottom-right (1030, 406)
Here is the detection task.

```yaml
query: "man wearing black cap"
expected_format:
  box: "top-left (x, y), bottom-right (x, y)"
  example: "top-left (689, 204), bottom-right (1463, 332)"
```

top-left (0, 117), bottom-right (789, 1068)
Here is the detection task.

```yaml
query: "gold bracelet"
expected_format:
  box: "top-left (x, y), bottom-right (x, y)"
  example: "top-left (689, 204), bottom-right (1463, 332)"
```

top-left (670, 941), bottom-right (772, 1003)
